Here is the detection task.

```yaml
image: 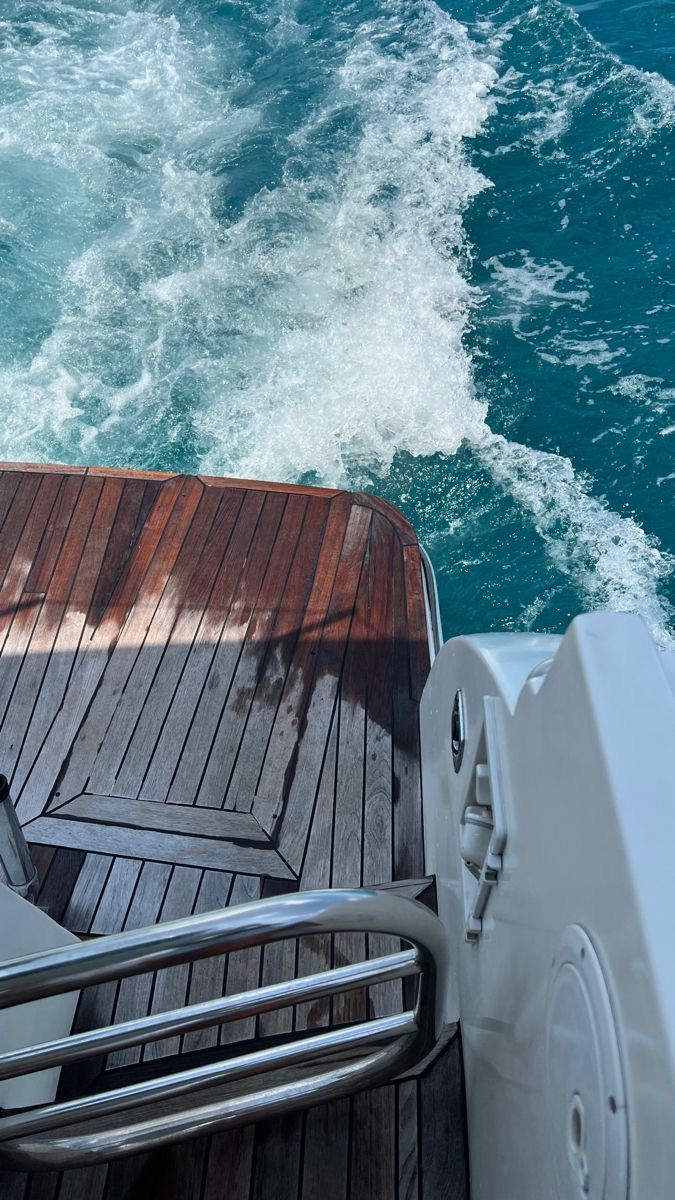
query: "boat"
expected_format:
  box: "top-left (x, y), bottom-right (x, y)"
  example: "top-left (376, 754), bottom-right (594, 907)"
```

top-left (0, 460), bottom-right (672, 1198)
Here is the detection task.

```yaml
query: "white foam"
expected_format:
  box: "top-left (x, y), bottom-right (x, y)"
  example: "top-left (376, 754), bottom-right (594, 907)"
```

top-left (477, 431), bottom-right (675, 648)
top-left (484, 252), bottom-right (590, 332)
top-left (196, 3), bottom-right (497, 482)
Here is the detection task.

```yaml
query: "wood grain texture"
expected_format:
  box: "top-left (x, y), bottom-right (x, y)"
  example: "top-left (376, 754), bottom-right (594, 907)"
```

top-left (0, 463), bottom-right (461, 1199)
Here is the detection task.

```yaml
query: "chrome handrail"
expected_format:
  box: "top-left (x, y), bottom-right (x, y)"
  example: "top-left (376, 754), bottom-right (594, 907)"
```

top-left (0, 887), bottom-right (447, 1169)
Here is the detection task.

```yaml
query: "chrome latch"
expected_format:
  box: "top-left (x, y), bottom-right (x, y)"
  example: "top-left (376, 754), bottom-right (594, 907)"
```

top-left (459, 697), bottom-right (508, 941)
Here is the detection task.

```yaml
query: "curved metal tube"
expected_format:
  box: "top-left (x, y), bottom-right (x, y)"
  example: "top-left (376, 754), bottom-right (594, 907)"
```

top-left (0, 887), bottom-right (448, 1169)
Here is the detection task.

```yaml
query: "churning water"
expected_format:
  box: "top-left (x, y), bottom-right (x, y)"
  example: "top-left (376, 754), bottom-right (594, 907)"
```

top-left (1, 0), bottom-right (674, 642)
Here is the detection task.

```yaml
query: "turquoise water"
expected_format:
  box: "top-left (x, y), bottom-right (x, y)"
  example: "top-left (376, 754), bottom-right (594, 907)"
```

top-left (1, 1), bottom-right (674, 644)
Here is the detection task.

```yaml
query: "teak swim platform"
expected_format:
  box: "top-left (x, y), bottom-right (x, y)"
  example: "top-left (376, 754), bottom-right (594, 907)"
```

top-left (0, 463), bottom-right (466, 1200)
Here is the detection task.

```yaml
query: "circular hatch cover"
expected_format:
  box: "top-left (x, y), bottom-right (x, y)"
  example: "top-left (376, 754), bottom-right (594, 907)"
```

top-left (546, 926), bottom-right (628, 1200)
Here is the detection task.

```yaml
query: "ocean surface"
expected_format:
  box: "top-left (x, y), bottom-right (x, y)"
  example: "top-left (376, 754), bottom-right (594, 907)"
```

top-left (1, 0), bottom-right (674, 644)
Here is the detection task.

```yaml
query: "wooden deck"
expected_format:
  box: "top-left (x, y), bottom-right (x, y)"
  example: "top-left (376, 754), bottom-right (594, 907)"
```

top-left (0, 463), bottom-right (467, 1200)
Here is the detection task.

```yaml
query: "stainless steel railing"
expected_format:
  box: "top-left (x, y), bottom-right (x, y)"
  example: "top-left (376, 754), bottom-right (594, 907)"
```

top-left (0, 887), bottom-right (447, 1169)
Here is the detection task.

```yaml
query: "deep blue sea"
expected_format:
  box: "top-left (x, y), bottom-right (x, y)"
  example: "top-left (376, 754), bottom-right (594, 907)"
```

top-left (1, 0), bottom-right (674, 644)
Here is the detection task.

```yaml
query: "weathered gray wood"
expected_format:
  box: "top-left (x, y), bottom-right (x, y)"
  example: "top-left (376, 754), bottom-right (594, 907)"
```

top-left (24, 815), bottom-right (294, 878)
top-left (62, 853), bottom-right (113, 935)
top-left (398, 1080), bottom-right (420, 1200)
top-left (251, 1112), bottom-right (304, 1200)
top-left (55, 794), bottom-right (266, 843)
top-left (420, 1038), bottom-right (469, 1200)
top-left (144, 866), bottom-right (202, 1060)
top-left (35, 847), bottom-right (85, 925)
top-left (351, 1086), bottom-right (397, 1200)
top-left (106, 860), bottom-right (173, 1069)
top-left (257, 876), bottom-right (297, 1038)
top-left (203, 1128), bottom-right (254, 1200)
top-left (301, 1100), bottom-right (350, 1200)
top-left (90, 855), bottom-right (143, 935)
top-left (182, 869), bottom-right (232, 1053)
top-left (219, 873), bottom-right (262, 1045)
top-left (295, 707), bottom-right (339, 1032)
top-left (57, 1164), bottom-right (108, 1200)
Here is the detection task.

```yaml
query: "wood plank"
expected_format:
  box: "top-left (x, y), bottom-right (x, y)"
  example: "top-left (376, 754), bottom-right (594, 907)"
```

top-left (152, 1138), bottom-right (209, 1200)
top-left (354, 492), bottom-right (418, 547)
top-left (166, 490), bottom-right (286, 807)
top-left (420, 1038), bottom-right (469, 1200)
top-left (57, 1165), bottom-right (107, 1200)
top-left (138, 488), bottom-right (263, 803)
top-left (85, 485), bottom-right (223, 797)
top-left (0, 462), bottom-right (86, 476)
top-left (143, 865), bottom-right (202, 1061)
top-left (0, 469), bottom-right (24, 538)
top-left (398, 1080), bottom-right (420, 1200)
top-left (351, 1086), bottom-right (397, 1200)
top-left (199, 473), bottom-right (341, 498)
top-left (14, 475), bottom-right (200, 822)
top-left (23, 473), bottom-right (83, 594)
top-left (404, 544), bottom-right (431, 704)
top-left (113, 487), bottom-right (245, 799)
top-left (182, 869), bottom-right (232, 1053)
top-left (295, 707), bottom-right (339, 1032)
top-left (59, 853), bottom-right (148, 1099)
top-left (0, 474), bottom-right (62, 645)
top-left (251, 1112), bottom-right (303, 1200)
top-left (62, 853), bottom-right (114, 936)
top-left (266, 501), bottom-right (372, 869)
top-left (0, 474), bottom-right (65, 725)
top-left (301, 1100), bottom-right (350, 1200)
top-left (90, 856), bottom-right (142, 935)
top-left (0, 1168), bottom-right (27, 1200)
top-left (1, 475), bottom-right (104, 782)
top-left (24, 815), bottom-right (295, 878)
top-left (35, 848), bottom-right (85, 924)
top-left (257, 876), bottom-right (297, 1039)
top-left (363, 513), bottom-right (399, 1018)
top-left (219, 873), bottom-right (262, 1045)
top-left (43, 476), bottom-right (206, 810)
top-left (11, 477), bottom-right (124, 801)
top-left (331, 516), bottom-right (371, 1026)
top-left (0, 474), bottom-right (44, 581)
top-left (202, 1128), bottom-right (255, 1200)
top-left (194, 491), bottom-right (309, 810)
top-left (224, 492), bottom-right (331, 814)
top-left (54, 794), bottom-right (266, 843)
top-left (247, 492), bottom-right (356, 826)
top-left (392, 538), bottom-right (425, 881)
top-left (87, 478), bottom-right (152, 623)
top-left (106, 860), bottom-right (173, 1069)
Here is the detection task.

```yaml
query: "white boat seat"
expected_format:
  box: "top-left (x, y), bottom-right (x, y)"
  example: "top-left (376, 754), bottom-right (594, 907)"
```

top-left (0, 884), bottom-right (79, 1111)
